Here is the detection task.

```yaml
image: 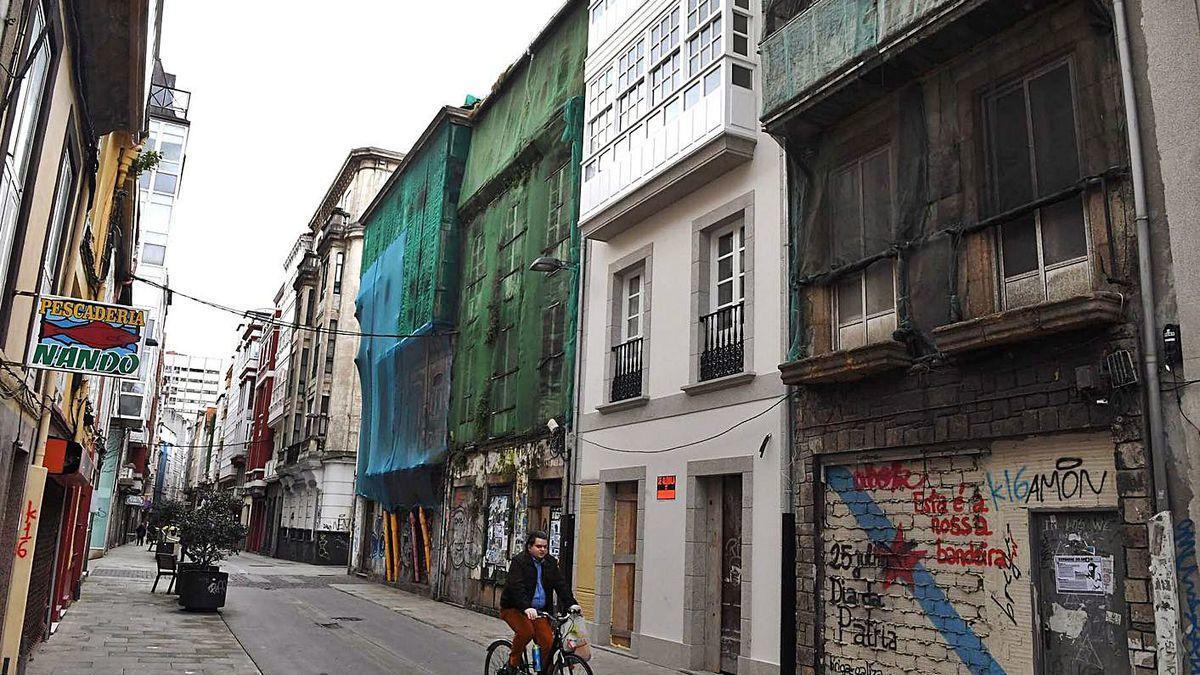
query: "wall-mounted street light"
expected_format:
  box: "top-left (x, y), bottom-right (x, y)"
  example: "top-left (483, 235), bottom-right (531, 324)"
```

top-left (528, 256), bottom-right (576, 274)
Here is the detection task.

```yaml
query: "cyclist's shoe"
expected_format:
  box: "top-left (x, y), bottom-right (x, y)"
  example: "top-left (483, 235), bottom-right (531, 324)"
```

top-left (496, 664), bottom-right (520, 675)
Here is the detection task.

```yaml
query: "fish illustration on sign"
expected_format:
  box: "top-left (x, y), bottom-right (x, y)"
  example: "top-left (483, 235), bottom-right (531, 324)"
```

top-left (41, 320), bottom-right (139, 350)
top-left (27, 295), bottom-right (151, 379)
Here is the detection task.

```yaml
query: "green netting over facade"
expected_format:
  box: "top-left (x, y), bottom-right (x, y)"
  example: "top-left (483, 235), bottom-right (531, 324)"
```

top-left (361, 118), bottom-right (473, 332)
top-left (449, 1), bottom-right (587, 448)
top-left (356, 112), bottom-right (472, 511)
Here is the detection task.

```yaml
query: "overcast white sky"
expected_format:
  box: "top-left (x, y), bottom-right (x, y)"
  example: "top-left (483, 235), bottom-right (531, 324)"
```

top-left (158, 0), bottom-right (564, 360)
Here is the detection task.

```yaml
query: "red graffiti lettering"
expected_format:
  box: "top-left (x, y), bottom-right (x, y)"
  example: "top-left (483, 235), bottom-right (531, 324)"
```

top-left (15, 499), bottom-right (37, 559)
top-left (934, 539), bottom-right (1009, 569)
top-left (852, 462), bottom-right (926, 492)
top-left (930, 514), bottom-right (994, 537)
top-left (913, 489), bottom-right (948, 515)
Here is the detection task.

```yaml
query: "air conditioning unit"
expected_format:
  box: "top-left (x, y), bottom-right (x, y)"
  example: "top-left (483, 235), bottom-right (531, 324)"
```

top-left (112, 380), bottom-right (146, 430)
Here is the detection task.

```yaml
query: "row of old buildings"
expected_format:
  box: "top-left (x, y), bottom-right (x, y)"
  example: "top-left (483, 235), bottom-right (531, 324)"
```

top-left (187, 0), bottom-right (1200, 673)
top-left (0, 0), bottom-right (209, 670)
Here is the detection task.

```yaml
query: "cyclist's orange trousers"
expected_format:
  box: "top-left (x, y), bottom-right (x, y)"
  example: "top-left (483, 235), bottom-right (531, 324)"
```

top-left (500, 609), bottom-right (554, 668)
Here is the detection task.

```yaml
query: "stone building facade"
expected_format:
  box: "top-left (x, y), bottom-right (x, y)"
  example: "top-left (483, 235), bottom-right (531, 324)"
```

top-left (761, 0), bottom-right (1169, 671)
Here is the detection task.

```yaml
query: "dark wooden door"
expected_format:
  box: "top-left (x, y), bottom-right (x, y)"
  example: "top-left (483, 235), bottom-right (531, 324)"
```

top-left (719, 475), bottom-right (742, 674)
top-left (610, 481), bottom-right (638, 648)
top-left (1033, 511), bottom-right (1128, 675)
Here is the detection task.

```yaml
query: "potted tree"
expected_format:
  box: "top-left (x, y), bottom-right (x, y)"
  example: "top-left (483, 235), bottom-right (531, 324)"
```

top-left (150, 498), bottom-right (186, 553)
top-left (176, 488), bottom-right (247, 611)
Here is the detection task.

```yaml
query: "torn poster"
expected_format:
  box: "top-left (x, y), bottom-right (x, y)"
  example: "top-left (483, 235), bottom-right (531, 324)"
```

top-left (1054, 554), bottom-right (1115, 595)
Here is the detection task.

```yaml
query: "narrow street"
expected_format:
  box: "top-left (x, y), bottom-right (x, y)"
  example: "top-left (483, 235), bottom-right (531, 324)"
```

top-left (27, 543), bottom-right (680, 675)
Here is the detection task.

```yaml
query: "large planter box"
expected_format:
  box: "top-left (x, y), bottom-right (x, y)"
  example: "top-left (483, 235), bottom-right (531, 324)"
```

top-left (177, 568), bottom-right (227, 611)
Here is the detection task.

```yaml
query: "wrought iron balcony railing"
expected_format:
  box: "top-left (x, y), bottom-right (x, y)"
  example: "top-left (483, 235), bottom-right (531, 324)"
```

top-left (699, 303), bottom-right (745, 382)
top-left (610, 337), bottom-right (644, 402)
top-left (147, 83), bottom-right (190, 121)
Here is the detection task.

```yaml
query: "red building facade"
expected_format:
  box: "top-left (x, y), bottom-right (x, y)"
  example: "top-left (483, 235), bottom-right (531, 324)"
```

top-left (244, 315), bottom-right (278, 553)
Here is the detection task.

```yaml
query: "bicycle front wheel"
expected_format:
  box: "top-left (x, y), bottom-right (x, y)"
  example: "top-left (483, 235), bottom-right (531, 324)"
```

top-left (556, 654), bottom-right (594, 675)
top-left (485, 639), bottom-right (515, 675)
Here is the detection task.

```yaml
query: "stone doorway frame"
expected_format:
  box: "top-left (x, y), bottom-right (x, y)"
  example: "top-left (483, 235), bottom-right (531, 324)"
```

top-left (684, 455), bottom-right (754, 672)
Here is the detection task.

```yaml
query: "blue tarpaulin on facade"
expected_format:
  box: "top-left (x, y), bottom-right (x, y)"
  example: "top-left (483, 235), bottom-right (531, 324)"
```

top-left (355, 231), bottom-right (452, 512)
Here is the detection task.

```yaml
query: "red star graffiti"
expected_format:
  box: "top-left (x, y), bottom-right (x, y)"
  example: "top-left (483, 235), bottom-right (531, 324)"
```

top-left (872, 525), bottom-right (926, 590)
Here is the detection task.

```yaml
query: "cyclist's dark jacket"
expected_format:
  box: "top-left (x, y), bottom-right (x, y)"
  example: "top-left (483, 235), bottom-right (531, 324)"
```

top-left (501, 551), bottom-right (577, 612)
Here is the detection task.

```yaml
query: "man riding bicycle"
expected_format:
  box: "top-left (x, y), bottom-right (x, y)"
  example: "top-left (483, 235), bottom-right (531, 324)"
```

top-left (499, 530), bottom-right (580, 675)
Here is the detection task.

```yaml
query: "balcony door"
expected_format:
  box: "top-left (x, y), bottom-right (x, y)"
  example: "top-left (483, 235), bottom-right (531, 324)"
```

top-left (701, 223), bottom-right (745, 381)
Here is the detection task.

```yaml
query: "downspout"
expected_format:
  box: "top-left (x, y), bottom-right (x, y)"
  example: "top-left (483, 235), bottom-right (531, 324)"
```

top-left (1111, 2), bottom-right (1181, 672)
top-left (561, 95), bottom-right (585, 503)
top-left (1112, 0), bottom-right (1169, 514)
top-left (561, 95), bottom-right (585, 584)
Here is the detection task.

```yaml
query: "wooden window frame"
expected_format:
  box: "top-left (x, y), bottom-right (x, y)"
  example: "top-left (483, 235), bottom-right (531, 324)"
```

top-left (982, 57), bottom-right (1092, 310)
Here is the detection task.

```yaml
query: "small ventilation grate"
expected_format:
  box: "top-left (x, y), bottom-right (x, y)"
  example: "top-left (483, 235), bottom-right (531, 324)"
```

top-left (1105, 350), bottom-right (1138, 388)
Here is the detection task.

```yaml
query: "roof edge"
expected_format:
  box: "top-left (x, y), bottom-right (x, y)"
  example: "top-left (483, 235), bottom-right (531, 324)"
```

top-left (359, 105), bottom-right (473, 227)
top-left (306, 146), bottom-right (406, 233)
top-left (470, 0), bottom-right (584, 121)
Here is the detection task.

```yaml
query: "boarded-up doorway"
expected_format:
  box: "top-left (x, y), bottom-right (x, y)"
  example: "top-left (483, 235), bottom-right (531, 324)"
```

top-left (1032, 511), bottom-right (1128, 675)
top-left (702, 474), bottom-right (742, 674)
top-left (610, 481), bottom-right (638, 648)
top-left (444, 486), bottom-right (475, 606)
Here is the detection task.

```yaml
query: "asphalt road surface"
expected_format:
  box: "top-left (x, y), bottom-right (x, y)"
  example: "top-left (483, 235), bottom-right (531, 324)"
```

top-left (223, 585), bottom-right (483, 675)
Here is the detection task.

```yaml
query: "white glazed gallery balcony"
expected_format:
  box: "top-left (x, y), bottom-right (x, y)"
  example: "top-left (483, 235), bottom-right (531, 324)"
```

top-left (580, 0), bottom-right (758, 240)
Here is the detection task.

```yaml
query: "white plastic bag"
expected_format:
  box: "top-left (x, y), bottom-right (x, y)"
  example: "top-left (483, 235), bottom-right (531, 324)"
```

top-left (562, 613), bottom-right (592, 661)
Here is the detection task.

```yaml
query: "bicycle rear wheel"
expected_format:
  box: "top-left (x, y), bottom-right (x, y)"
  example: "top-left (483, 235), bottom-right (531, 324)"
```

top-left (556, 654), bottom-right (594, 674)
top-left (485, 639), bottom-right (516, 675)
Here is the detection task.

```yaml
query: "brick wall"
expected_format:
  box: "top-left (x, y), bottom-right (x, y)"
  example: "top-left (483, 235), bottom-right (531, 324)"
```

top-left (791, 326), bottom-right (1157, 673)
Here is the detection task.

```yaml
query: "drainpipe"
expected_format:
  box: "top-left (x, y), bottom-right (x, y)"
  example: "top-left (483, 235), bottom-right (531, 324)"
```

top-left (1111, 1), bottom-right (1181, 671)
top-left (1112, 0), bottom-right (1170, 514)
top-left (560, 96), bottom-right (586, 585)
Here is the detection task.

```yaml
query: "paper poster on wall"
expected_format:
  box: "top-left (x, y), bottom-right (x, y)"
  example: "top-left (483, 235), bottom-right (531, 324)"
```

top-left (548, 507), bottom-right (562, 557)
top-left (1054, 554), bottom-right (1115, 594)
top-left (484, 494), bottom-right (511, 570)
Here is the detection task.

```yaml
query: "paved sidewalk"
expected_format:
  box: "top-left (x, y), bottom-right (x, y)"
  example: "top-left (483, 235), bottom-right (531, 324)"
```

top-left (27, 543), bottom-right (259, 675)
top-left (332, 582), bottom-right (686, 675)
top-left (28, 542), bottom-right (687, 675)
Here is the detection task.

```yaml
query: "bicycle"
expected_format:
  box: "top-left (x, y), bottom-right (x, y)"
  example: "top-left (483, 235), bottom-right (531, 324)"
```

top-left (484, 610), bottom-right (594, 675)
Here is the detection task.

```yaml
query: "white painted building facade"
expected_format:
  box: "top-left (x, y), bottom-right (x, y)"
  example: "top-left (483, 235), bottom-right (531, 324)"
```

top-left (574, 0), bottom-right (786, 673)
top-left (159, 352), bottom-right (223, 419)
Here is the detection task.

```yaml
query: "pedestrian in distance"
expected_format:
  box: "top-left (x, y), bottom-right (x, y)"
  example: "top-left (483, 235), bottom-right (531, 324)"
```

top-left (135, 521), bottom-right (147, 546)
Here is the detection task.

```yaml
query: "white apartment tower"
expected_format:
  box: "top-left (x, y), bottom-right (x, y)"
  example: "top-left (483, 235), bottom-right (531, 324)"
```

top-left (575, 1), bottom-right (786, 673)
top-left (159, 351), bottom-right (223, 418)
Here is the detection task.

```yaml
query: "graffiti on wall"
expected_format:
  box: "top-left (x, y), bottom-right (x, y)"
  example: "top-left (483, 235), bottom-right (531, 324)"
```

top-left (823, 449), bottom-right (1118, 675)
top-left (827, 465), bottom-right (1000, 671)
top-left (450, 505), bottom-right (469, 568)
top-left (1177, 518), bottom-right (1200, 672)
top-left (984, 457), bottom-right (1108, 511)
top-left (369, 514), bottom-right (386, 560)
top-left (15, 499), bottom-right (37, 558)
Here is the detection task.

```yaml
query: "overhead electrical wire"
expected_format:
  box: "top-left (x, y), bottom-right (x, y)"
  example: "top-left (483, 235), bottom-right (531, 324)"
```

top-left (130, 277), bottom-right (795, 458)
top-left (580, 393), bottom-right (791, 455)
top-left (130, 274), bottom-right (452, 341)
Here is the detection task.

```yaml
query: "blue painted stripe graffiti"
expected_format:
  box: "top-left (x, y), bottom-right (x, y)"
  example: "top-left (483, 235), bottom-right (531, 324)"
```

top-left (826, 465), bottom-right (1006, 675)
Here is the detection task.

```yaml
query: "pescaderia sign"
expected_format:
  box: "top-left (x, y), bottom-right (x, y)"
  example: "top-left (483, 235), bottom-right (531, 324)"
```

top-left (25, 295), bottom-right (150, 380)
